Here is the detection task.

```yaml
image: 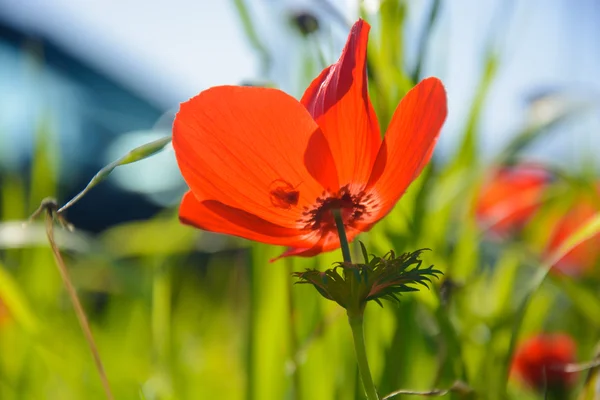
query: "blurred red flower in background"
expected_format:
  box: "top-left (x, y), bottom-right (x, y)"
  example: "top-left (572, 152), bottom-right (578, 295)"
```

top-left (545, 186), bottom-right (600, 276)
top-left (477, 164), bottom-right (599, 275)
top-left (511, 333), bottom-right (577, 391)
top-left (0, 296), bottom-right (10, 327)
top-left (476, 164), bottom-right (551, 236)
top-left (173, 19), bottom-right (447, 259)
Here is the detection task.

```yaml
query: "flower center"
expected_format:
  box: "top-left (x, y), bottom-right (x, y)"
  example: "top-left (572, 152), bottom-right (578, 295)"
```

top-left (298, 185), bottom-right (376, 232)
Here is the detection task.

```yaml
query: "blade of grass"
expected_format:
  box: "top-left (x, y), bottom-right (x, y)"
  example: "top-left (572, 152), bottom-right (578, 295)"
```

top-left (550, 274), bottom-right (600, 330)
top-left (151, 259), bottom-right (172, 380)
top-left (493, 100), bottom-right (592, 165)
top-left (578, 347), bottom-right (600, 400)
top-left (29, 116), bottom-right (58, 211)
top-left (412, 0), bottom-right (441, 82)
top-left (0, 260), bottom-right (38, 333)
top-left (382, 380), bottom-right (473, 399)
top-left (231, 0), bottom-right (271, 75)
top-left (285, 258), bottom-right (302, 400)
top-left (247, 243), bottom-right (291, 400)
top-left (452, 51), bottom-right (499, 169)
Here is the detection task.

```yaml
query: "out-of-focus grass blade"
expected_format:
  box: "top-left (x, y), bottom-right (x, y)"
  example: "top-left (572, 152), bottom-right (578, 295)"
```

top-left (551, 275), bottom-right (600, 330)
top-left (247, 243), bottom-right (291, 400)
top-left (231, 0), bottom-right (271, 74)
top-left (1, 176), bottom-right (27, 220)
top-left (487, 247), bottom-right (521, 320)
top-left (578, 347), bottom-right (600, 400)
top-left (406, 164), bottom-right (436, 244)
top-left (376, 300), bottom-right (431, 394)
top-left (58, 136), bottom-right (171, 213)
top-left (452, 52), bottom-right (499, 169)
top-left (434, 301), bottom-right (468, 387)
top-left (319, 0), bottom-right (351, 29)
top-left (0, 261), bottom-right (38, 333)
top-left (501, 212), bottom-right (600, 395)
top-left (494, 94), bottom-right (594, 165)
top-left (29, 117), bottom-right (58, 210)
top-left (379, 0), bottom-right (407, 76)
top-left (365, 0), bottom-right (413, 131)
top-left (412, 0), bottom-right (441, 82)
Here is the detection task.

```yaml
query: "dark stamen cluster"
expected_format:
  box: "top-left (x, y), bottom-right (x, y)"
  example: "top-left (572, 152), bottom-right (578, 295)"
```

top-left (298, 185), bottom-right (376, 231)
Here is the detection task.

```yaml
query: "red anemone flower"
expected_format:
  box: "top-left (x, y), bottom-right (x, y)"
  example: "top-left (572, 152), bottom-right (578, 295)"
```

top-left (511, 333), bottom-right (577, 391)
top-left (476, 164), bottom-right (551, 236)
top-left (173, 19), bottom-right (447, 259)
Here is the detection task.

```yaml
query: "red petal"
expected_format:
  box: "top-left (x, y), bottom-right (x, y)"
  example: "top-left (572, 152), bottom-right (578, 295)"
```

top-left (476, 164), bottom-right (550, 235)
top-left (180, 191), bottom-right (317, 247)
top-left (301, 19), bottom-right (381, 190)
top-left (173, 85), bottom-right (337, 231)
top-left (363, 77), bottom-right (447, 224)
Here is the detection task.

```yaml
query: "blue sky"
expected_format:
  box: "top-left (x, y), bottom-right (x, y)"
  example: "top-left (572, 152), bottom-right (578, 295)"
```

top-left (1, 0), bottom-right (599, 192)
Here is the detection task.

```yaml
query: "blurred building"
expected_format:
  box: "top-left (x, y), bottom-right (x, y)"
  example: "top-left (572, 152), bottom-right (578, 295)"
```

top-left (0, 18), bottom-right (170, 230)
top-left (1, 0), bottom-right (599, 232)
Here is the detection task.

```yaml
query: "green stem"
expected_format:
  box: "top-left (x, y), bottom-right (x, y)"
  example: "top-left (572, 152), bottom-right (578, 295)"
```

top-left (333, 209), bottom-right (376, 398)
top-left (348, 312), bottom-right (379, 400)
top-left (332, 209), bottom-right (352, 263)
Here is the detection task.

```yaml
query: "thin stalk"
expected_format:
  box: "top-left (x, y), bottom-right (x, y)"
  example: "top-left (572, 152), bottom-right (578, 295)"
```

top-left (348, 312), bottom-right (379, 400)
top-left (44, 210), bottom-right (114, 400)
top-left (151, 260), bottom-right (171, 370)
top-left (332, 209), bottom-right (377, 399)
top-left (332, 209), bottom-right (352, 263)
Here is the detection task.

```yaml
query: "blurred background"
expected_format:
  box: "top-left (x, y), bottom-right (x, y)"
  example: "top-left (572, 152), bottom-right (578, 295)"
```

top-left (0, 0), bottom-right (599, 399)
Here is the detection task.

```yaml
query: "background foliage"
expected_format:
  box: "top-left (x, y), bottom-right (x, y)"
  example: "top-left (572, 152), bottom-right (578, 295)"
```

top-left (0, 1), bottom-right (599, 399)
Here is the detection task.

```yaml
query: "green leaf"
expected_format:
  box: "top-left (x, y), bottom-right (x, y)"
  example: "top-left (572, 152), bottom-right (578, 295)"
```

top-left (359, 241), bottom-right (369, 264)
